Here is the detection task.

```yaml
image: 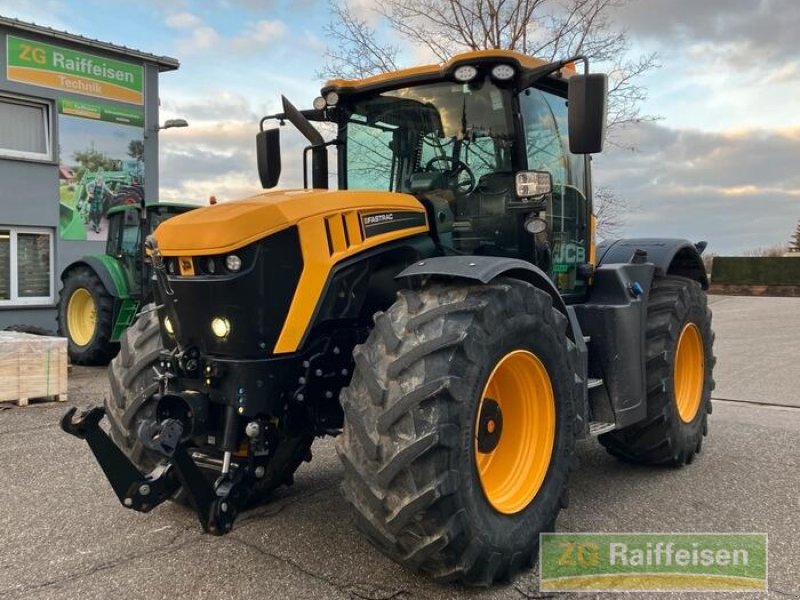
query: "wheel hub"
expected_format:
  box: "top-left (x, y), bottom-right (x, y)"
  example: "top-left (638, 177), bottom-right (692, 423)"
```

top-left (476, 398), bottom-right (503, 453)
top-left (67, 288), bottom-right (97, 347)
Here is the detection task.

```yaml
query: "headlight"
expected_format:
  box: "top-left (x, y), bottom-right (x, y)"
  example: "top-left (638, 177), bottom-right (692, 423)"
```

top-left (312, 96), bottom-right (326, 110)
top-left (225, 254), bottom-right (242, 272)
top-left (491, 64), bottom-right (515, 80)
top-left (453, 65), bottom-right (478, 82)
top-left (211, 317), bottom-right (231, 338)
top-left (516, 170), bottom-right (553, 198)
top-left (163, 316), bottom-right (175, 336)
top-left (524, 217), bottom-right (548, 235)
top-left (325, 91), bottom-right (339, 106)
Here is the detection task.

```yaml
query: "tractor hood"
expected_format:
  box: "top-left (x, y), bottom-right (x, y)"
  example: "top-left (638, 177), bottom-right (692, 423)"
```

top-left (154, 189), bottom-right (426, 256)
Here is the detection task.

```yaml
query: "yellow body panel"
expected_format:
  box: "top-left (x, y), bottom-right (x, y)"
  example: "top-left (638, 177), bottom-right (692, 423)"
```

top-left (324, 49), bottom-right (549, 93)
top-left (274, 206), bottom-right (428, 353)
top-left (154, 188), bottom-right (429, 354)
top-left (154, 189), bottom-right (425, 256)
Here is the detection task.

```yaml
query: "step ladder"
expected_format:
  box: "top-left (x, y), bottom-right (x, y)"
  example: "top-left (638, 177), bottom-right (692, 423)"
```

top-left (586, 377), bottom-right (615, 435)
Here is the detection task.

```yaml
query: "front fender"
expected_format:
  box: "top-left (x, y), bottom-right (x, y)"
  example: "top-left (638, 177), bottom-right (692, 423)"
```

top-left (396, 255), bottom-right (568, 317)
top-left (598, 238), bottom-right (708, 289)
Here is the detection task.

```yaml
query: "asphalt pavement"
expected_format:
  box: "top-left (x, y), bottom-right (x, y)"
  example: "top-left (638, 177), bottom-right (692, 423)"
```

top-left (0, 295), bottom-right (798, 600)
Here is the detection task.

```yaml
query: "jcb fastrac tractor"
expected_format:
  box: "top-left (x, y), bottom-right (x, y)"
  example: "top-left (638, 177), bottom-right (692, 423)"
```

top-left (63, 50), bottom-right (714, 585)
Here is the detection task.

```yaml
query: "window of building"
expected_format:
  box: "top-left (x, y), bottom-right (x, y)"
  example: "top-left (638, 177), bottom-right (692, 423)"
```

top-left (0, 95), bottom-right (52, 161)
top-left (0, 228), bottom-right (54, 306)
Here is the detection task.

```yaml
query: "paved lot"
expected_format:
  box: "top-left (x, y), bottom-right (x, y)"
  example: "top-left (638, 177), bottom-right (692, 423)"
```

top-left (0, 296), bottom-right (798, 599)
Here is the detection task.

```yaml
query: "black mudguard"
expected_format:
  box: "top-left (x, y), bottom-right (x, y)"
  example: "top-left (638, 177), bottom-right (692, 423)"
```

top-left (396, 255), bottom-right (569, 320)
top-left (598, 238), bottom-right (708, 289)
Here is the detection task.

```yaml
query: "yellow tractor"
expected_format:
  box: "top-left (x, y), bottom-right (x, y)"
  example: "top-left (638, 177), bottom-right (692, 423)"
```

top-left (63, 49), bottom-right (714, 585)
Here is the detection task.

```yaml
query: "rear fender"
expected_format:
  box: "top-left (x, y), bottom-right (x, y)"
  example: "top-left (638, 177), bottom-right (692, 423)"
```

top-left (598, 238), bottom-right (708, 289)
top-left (61, 256), bottom-right (129, 298)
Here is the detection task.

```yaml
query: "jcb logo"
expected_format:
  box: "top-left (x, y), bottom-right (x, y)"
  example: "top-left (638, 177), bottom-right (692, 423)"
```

top-left (553, 242), bottom-right (586, 265)
top-left (18, 43), bottom-right (47, 65)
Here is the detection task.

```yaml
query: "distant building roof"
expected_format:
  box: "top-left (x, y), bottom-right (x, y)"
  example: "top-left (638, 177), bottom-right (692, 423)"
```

top-left (0, 15), bottom-right (179, 72)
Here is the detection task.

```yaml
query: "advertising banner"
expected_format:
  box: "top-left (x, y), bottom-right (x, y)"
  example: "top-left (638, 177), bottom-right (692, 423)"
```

top-left (57, 98), bottom-right (145, 241)
top-left (539, 532), bottom-right (768, 592)
top-left (6, 35), bottom-right (144, 105)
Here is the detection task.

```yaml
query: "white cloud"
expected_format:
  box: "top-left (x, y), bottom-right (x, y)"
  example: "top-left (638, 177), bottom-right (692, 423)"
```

top-left (595, 122), bottom-right (800, 254)
top-left (230, 19), bottom-right (287, 50)
top-left (174, 26), bottom-right (221, 53)
top-left (165, 11), bottom-right (204, 29)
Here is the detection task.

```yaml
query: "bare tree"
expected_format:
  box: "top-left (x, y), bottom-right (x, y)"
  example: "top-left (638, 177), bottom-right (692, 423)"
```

top-left (743, 244), bottom-right (789, 258)
top-left (789, 220), bottom-right (800, 253)
top-left (593, 185), bottom-right (630, 238)
top-left (321, 0), bottom-right (654, 235)
top-left (321, 0), bottom-right (657, 131)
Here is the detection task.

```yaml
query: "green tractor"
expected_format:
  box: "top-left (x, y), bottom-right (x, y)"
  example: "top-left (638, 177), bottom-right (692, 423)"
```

top-left (57, 202), bottom-right (196, 364)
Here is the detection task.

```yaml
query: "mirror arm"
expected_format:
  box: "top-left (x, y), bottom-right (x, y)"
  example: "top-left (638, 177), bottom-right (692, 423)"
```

top-left (518, 55), bottom-right (589, 90)
top-left (302, 139), bottom-right (342, 188)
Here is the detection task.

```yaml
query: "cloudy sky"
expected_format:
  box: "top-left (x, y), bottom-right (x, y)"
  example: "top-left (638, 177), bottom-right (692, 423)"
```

top-left (2, 0), bottom-right (798, 254)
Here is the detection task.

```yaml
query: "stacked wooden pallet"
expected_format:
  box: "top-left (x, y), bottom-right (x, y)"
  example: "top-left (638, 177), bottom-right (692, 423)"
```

top-left (0, 332), bottom-right (68, 406)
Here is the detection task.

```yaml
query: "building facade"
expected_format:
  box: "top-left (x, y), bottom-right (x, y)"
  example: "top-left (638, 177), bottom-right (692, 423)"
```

top-left (0, 16), bottom-right (178, 330)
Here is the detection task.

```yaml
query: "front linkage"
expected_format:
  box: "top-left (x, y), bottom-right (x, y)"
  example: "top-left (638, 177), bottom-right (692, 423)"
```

top-left (61, 406), bottom-right (249, 535)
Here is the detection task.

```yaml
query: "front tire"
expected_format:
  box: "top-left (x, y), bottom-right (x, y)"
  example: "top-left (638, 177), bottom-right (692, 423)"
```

top-left (338, 279), bottom-right (576, 585)
top-left (57, 266), bottom-right (118, 365)
top-left (599, 275), bottom-right (715, 466)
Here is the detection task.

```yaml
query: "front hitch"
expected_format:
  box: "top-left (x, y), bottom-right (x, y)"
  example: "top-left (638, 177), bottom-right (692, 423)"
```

top-left (61, 406), bottom-right (249, 534)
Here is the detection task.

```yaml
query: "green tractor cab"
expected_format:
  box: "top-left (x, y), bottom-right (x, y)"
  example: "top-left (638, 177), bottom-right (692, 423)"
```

top-left (57, 202), bottom-right (197, 365)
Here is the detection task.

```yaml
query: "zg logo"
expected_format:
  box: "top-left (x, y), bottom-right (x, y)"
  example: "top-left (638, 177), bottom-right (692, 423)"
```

top-left (558, 541), bottom-right (601, 568)
top-left (18, 43), bottom-right (47, 65)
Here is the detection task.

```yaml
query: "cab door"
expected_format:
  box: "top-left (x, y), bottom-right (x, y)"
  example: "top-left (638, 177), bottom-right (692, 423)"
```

top-left (107, 209), bottom-right (143, 297)
top-left (518, 86), bottom-right (590, 298)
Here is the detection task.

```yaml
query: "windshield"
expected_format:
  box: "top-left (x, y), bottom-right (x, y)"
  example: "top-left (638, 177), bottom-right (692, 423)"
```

top-left (342, 79), bottom-right (514, 194)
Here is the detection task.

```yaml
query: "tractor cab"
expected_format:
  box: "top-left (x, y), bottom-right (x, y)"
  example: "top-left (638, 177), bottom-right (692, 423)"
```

top-left (257, 50), bottom-right (607, 299)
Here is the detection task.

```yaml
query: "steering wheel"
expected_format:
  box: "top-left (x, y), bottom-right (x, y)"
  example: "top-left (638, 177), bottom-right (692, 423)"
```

top-left (424, 156), bottom-right (476, 194)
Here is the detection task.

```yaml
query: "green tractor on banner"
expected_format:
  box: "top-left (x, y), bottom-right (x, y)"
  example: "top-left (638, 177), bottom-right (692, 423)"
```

top-left (73, 164), bottom-right (145, 233)
top-left (63, 49), bottom-right (715, 585)
top-left (57, 201), bottom-right (196, 364)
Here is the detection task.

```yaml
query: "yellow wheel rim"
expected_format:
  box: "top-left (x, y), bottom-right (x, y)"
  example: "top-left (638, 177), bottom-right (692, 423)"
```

top-left (475, 350), bottom-right (556, 515)
top-left (67, 288), bottom-right (97, 347)
top-left (674, 322), bottom-right (704, 423)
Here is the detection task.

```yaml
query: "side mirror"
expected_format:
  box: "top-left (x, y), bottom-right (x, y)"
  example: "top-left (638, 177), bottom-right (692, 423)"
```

top-left (568, 73), bottom-right (608, 154)
top-left (256, 128), bottom-right (281, 188)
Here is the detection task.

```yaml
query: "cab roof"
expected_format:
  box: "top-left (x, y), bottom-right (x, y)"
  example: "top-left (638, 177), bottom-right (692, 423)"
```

top-left (322, 49), bottom-right (551, 95)
top-left (106, 201), bottom-right (197, 216)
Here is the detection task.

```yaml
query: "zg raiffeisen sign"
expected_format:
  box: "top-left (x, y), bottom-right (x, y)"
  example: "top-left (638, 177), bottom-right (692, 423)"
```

top-left (6, 35), bottom-right (144, 105)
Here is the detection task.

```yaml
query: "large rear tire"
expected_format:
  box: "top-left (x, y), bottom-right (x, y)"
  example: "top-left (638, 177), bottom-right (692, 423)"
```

top-left (338, 279), bottom-right (576, 585)
top-left (599, 275), bottom-right (715, 466)
top-left (106, 307), bottom-right (314, 504)
top-left (57, 266), bottom-right (118, 365)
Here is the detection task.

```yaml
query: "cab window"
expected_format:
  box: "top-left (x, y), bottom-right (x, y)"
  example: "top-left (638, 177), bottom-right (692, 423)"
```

top-left (519, 87), bottom-right (589, 296)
